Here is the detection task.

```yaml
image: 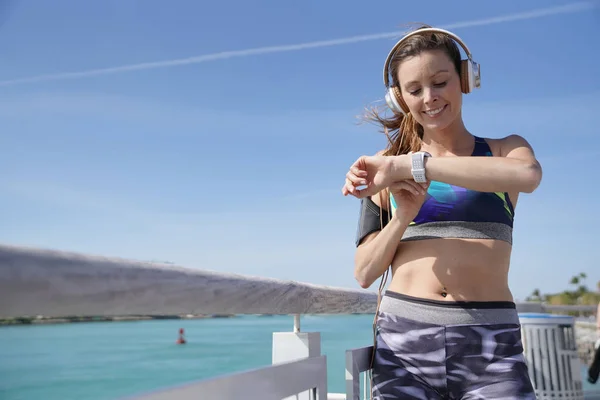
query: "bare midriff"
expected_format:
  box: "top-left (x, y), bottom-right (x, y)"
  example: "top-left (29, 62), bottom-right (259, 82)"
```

top-left (387, 238), bottom-right (513, 302)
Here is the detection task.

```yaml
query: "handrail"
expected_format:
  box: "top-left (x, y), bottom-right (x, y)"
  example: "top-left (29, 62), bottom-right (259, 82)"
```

top-left (127, 355), bottom-right (328, 400)
top-left (542, 304), bottom-right (598, 313)
top-left (345, 346), bottom-right (374, 400)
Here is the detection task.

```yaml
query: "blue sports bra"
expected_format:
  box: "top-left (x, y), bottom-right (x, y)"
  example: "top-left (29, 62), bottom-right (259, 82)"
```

top-left (390, 136), bottom-right (515, 244)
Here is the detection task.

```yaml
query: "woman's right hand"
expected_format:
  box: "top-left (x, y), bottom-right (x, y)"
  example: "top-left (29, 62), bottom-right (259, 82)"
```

top-left (389, 179), bottom-right (430, 222)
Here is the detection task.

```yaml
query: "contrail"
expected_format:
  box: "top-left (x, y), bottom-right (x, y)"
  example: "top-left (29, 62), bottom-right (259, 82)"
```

top-left (0, 2), bottom-right (595, 87)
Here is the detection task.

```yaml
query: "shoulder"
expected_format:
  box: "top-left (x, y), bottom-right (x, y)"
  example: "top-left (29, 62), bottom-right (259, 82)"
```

top-left (499, 134), bottom-right (536, 156)
top-left (481, 134), bottom-right (537, 158)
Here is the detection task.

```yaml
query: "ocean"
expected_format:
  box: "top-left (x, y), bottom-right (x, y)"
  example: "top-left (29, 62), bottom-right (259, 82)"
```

top-left (0, 314), bottom-right (598, 399)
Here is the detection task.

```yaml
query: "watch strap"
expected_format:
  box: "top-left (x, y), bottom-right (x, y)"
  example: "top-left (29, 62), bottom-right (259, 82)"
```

top-left (411, 151), bottom-right (430, 183)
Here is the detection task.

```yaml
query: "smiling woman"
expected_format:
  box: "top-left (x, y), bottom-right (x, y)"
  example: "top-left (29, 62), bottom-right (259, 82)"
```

top-left (342, 25), bottom-right (543, 400)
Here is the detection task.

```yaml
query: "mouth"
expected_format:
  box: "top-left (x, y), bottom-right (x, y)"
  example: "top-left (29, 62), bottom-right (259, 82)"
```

top-left (422, 104), bottom-right (447, 118)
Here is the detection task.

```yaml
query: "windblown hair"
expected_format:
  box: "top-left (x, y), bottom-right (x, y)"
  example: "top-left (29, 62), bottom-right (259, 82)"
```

top-left (366, 24), bottom-right (463, 156)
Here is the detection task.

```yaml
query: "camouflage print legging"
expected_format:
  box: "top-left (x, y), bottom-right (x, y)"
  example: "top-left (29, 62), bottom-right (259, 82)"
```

top-left (371, 291), bottom-right (536, 400)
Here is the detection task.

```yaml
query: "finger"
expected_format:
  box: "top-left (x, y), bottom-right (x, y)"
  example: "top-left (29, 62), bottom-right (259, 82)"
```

top-left (390, 181), bottom-right (419, 195)
top-left (342, 179), bottom-right (354, 196)
top-left (346, 171), bottom-right (367, 187)
top-left (391, 180), bottom-right (424, 195)
top-left (350, 165), bottom-right (368, 178)
top-left (349, 156), bottom-right (365, 171)
top-left (400, 178), bottom-right (429, 193)
top-left (341, 184), bottom-right (349, 196)
top-left (404, 180), bottom-right (428, 195)
top-left (353, 184), bottom-right (377, 199)
top-left (345, 175), bottom-right (368, 196)
top-left (350, 178), bottom-right (379, 198)
top-left (390, 181), bottom-right (420, 196)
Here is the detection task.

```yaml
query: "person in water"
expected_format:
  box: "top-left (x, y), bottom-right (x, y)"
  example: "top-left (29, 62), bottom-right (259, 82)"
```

top-left (343, 25), bottom-right (542, 399)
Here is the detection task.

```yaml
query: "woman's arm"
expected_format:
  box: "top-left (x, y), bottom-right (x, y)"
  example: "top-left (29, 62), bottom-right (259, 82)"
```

top-left (355, 214), bottom-right (411, 289)
top-left (393, 135), bottom-right (542, 193)
top-left (354, 190), bottom-right (412, 289)
top-left (343, 134), bottom-right (542, 198)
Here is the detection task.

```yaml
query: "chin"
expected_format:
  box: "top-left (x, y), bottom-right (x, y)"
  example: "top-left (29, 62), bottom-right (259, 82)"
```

top-left (416, 104), bottom-right (458, 132)
top-left (415, 116), bottom-right (455, 132)
top-left (421, 119), bottom-right (454, 132)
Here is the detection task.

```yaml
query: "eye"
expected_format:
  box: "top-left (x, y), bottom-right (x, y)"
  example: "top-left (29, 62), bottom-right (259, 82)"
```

top-left (408, 88), bottom-right (421, 96)
top-left (434, 81), bottom-right (447, 88)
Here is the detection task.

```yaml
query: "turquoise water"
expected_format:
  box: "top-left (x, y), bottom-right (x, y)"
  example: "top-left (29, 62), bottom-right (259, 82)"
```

top-left (0, 314), bottom-right (598, 399)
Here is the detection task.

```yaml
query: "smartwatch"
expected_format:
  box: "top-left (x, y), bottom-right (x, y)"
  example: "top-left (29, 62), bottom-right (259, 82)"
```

top-left (411, 151), bottom-right (431, 183)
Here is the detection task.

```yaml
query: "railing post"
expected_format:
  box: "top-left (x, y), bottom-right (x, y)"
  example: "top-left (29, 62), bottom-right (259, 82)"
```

top-left (273, 314), bottom-right (322, 400)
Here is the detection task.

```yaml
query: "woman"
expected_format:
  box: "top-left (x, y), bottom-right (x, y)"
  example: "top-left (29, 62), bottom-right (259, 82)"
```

top-left (343, 25), bottom-right (542, 399)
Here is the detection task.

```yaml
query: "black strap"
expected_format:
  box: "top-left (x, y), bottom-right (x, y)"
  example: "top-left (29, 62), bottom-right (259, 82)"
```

top-left (355, 196), bottom-right (390, 247)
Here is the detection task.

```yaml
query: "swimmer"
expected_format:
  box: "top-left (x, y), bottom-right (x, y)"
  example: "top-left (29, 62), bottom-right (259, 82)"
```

top-left (343, 25), bottom-right (542, 399)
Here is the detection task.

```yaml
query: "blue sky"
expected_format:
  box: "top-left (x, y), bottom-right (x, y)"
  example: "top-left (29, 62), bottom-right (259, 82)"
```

top-left (1, 0), bottom-right (599, 301)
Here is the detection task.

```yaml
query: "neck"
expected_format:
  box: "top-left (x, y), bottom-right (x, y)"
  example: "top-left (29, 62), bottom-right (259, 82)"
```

top-left (420, 115), bottom-right (473, 156)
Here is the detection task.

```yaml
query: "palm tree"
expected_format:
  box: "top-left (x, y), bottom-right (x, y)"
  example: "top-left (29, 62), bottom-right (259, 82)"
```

top-left (570, 276), bottom-right (580, 286)
top-left (579, 273), bottom-right (587, 287)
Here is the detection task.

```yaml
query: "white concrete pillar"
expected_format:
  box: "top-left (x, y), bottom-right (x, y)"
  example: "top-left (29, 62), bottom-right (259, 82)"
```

top-left (272, 314), bottom-right (322, 400)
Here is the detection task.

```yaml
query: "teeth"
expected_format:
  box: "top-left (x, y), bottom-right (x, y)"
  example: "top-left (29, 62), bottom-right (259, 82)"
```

top-left (424, 106), bottom-right (444, 116)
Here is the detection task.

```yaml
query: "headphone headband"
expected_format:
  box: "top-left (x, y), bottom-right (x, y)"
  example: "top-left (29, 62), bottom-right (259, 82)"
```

top-left (383, 28), bottom-right (474, 87)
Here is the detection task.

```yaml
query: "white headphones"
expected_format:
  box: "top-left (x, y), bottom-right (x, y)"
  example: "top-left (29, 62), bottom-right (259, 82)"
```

top-left (383, 27), bottom-right (481, 115)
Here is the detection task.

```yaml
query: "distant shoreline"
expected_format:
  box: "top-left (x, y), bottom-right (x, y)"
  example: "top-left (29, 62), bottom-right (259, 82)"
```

top-left (0, 314), bottom-right (241, 326)
top-left (0, 313), bottom-right (372, 326)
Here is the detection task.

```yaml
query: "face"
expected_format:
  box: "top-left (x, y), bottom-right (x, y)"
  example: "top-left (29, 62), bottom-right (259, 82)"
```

top-left (396, 50), bottom-right (462, 132)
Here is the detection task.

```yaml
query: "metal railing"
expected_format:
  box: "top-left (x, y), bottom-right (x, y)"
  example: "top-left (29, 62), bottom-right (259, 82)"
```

top-left (128, 355), bottom-right (328, 400)
top-left (345, 346), bottom-right (373, 400)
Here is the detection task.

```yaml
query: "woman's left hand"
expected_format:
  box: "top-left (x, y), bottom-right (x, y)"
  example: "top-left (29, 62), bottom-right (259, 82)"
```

top-left (342, 154), bottom-right (410, 198)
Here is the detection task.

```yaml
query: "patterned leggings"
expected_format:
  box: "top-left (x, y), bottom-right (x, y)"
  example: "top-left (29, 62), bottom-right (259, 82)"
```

top-left (372, 291), bottom-right (536, 399)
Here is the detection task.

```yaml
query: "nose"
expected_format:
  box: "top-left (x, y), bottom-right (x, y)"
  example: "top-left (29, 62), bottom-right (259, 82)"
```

top-left (422, 86), bottom-right (439, 106)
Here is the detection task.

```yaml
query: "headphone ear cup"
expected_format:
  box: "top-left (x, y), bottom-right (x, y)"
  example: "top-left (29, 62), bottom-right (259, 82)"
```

top-left (390, 86), bottom-right (409, 115)
top-left (394, 87), bottom-right (410, 114)
top-left (385, 86), bottom-right (408, 115)
top-left (460, 60), bottom-right (472, 94)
